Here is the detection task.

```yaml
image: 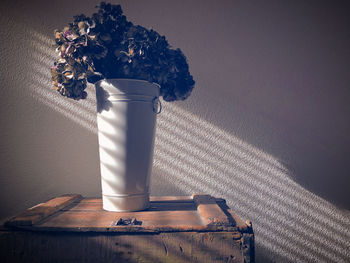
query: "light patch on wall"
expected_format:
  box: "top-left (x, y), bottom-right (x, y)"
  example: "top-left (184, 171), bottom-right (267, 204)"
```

top-left (29, 30), bottom-right (97, 133)
top-left (155, 104), bottom-right (350, 262)
top-left (29, 29), bottom-right (350, 262)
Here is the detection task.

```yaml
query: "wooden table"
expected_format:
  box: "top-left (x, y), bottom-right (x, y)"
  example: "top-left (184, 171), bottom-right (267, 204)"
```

top-left (0, 194), bottom-right (254, 263)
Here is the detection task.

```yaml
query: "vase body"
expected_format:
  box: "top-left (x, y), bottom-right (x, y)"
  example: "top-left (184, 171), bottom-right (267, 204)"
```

top-left (95, 79), bottom-right (160, 211)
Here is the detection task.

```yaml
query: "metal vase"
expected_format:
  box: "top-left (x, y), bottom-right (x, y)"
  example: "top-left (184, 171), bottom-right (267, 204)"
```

top-left (95, 79), bottom-right (160, 211)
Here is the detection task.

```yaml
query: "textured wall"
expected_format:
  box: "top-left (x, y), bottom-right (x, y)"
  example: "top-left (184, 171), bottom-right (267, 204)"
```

top-left (1, 0), bottom-right (350, 262)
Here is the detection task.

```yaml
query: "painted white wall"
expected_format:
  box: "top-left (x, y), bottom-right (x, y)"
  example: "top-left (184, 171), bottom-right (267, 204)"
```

top-left (1, 0), bottom-right (349, 262)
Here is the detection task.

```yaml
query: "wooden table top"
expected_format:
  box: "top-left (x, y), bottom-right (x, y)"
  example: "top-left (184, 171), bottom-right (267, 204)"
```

top-left (3, 194), bottom-right (251, 233)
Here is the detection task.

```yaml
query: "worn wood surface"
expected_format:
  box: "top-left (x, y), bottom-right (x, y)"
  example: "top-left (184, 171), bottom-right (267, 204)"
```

top-left (0, 231), bottom-right (253, 263)
top-left (193, 195), bottom-right (231, 226)
top-left (4, 194), bottom-right (82, 227)
top-left (0, 194), bottom-right (254, 263)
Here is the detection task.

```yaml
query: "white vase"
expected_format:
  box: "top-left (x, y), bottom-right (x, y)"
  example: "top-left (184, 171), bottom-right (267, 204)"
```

top-left (95, 79), bottom-right (161, 212)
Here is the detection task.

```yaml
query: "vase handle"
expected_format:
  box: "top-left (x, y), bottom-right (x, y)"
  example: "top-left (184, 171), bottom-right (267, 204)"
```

top-left (152, 97), bottom-right (162, 114)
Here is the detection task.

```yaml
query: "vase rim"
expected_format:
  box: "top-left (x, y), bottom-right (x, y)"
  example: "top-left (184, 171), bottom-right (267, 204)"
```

top-left (95, 78), bottom-right (161, 89)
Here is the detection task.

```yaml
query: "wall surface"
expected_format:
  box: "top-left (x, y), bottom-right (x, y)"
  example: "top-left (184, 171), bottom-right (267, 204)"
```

top-left (1, 0), bottom-right (350, 262)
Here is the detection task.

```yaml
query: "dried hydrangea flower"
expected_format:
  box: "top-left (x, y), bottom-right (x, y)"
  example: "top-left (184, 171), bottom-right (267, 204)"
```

top-left (50, 1), bottom-right (195, 101)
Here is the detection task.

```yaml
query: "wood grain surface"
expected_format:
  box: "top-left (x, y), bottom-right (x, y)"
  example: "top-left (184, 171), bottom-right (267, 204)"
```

top-left (1, 194), bottom-right (254, 262)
